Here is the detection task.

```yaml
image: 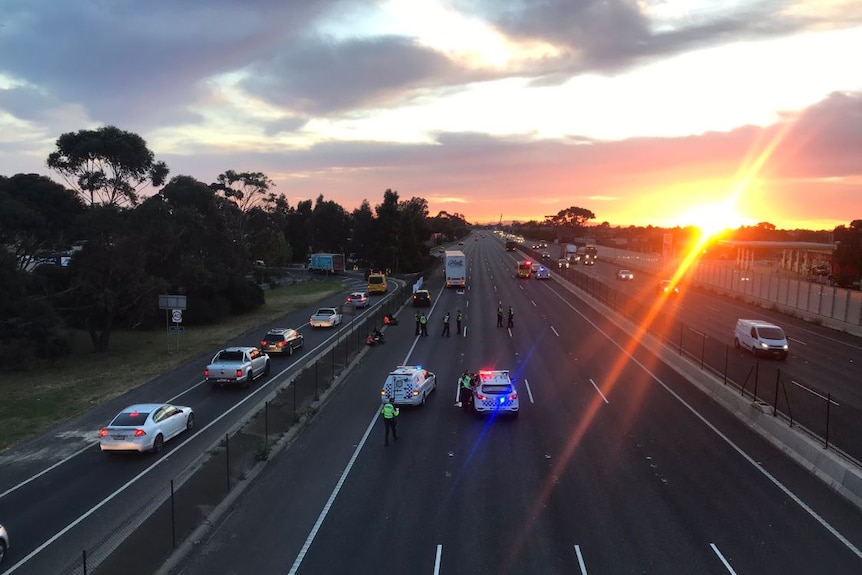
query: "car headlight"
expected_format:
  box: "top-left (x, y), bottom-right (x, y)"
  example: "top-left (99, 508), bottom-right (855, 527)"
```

top-left (760, 342), bottom-right (769, 349)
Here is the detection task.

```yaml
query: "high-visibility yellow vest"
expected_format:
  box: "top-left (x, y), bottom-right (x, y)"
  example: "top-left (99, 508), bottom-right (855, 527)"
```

top-left (382, 403), bottom-right (399, 419)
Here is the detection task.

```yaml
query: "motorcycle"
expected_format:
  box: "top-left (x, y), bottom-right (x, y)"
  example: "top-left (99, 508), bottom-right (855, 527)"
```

top-left (366, 330), bottom-right (386, 346)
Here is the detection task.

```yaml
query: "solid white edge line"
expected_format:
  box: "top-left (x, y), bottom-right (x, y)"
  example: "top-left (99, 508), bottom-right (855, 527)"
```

top-left (548, 288), bottom-right (862, 562)
top-left (710, 543), bottom-right (738, 574)
top-left (573, 544), bottom-right (588, 574)
top-left (524, 379), bottom-right (535, 404)
top-left (434, 544), bottom-right (442, 575)
top-left (551, 326), bottom-right (560, 337)
top-left (286, 341), bottom-right (419, 574)
top-left (588, 378), bottom-right (609, 404)
top-left (286, 408), bottom-right (380, 575)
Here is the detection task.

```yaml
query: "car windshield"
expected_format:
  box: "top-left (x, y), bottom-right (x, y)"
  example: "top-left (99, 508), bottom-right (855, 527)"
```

top-left (480, 384), bottom-right (514, 394)
top-left (758, 327), bottom-right (785, 340)
top-left (111, 411), bottom-right (150, 426)
top-left (316, 309), bottom-right (334, 315)
top-left (264, 333), bottom-right (288, 343)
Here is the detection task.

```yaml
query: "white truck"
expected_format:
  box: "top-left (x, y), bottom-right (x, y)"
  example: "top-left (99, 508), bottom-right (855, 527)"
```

top-left (565, 244), bottom-right (578, 263)
top-left (444, 250), bottom-right (466, 288)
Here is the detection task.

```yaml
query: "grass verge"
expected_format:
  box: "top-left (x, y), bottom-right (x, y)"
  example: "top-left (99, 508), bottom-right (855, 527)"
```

top-left (0, 279), bottom-right (345, 452)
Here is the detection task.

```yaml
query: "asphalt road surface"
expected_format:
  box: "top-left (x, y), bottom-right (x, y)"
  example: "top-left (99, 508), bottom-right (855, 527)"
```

top-left (170, 236), bottom-right (862, 575)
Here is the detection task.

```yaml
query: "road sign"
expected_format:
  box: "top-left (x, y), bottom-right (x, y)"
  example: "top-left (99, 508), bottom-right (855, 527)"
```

top-left (159, 294), bottom-right (187, 310)
top-left (169, 326), bottom-right (185, 335)
top-left (171, 309), bottom-right (183, 323)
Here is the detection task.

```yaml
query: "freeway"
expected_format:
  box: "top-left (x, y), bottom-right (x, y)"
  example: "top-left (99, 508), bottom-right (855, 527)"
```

top-left (174, 234), bottom-right (862, 574)
top-left (518, 242), bottom-right (862, 462)
top-left (0, 276), bottom-right (396, 574)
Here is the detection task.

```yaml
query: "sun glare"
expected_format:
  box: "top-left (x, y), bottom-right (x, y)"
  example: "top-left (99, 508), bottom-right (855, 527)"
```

top-left (682, 200), bottom-right (745, 241)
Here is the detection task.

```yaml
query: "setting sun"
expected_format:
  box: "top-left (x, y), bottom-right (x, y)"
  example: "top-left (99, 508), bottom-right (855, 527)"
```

top-left (682, 198), bottom-right (749, 240)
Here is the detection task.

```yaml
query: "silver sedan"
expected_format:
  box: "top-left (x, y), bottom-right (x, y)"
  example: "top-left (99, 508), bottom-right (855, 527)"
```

top-left (99, 403), bottom-right (195, 453)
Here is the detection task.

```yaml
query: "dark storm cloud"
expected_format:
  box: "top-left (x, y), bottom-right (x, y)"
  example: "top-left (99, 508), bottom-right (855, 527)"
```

top-left (452, 0), bottom-right (854, 80)
top-left (240, 35), bottom-right (466, 115)
top-left (0, 0), bottom-right (351, 127)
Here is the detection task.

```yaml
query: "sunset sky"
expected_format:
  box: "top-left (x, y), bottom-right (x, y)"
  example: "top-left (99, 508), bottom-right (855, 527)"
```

top-left (1, 0), bottom-right (861, 230)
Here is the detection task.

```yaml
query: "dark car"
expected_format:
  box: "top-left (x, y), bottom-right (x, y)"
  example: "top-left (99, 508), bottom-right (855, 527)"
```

top-left (657, 280), bottom-right (680, 295)
top-left (412, 289), bottom-right (431, 307)
top-left (260, 328), bottom-right (305, 356)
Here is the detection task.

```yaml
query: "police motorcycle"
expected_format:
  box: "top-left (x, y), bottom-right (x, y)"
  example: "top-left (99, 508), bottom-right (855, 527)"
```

top-left (366, 328), bottom-right (386, 346)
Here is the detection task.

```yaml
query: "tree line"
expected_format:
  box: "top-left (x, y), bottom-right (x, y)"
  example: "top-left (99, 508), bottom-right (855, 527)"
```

top-left (0, 126), bottom-right (470, 367)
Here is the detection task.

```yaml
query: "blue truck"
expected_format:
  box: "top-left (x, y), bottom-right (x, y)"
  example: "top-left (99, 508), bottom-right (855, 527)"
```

top-left (308, 253), bottom-right (345, 274)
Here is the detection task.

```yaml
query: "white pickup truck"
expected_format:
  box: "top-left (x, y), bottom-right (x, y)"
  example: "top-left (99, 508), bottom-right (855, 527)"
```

top-left (205, 346), bottom-right (270, 389)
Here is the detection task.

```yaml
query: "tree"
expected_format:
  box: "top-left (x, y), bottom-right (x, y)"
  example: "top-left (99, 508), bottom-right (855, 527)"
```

top-left (374, 189), bottom-right (401, 271)
top-left (210, 170), bottom-right (274, 213)
top-left (546, 206), bottom-right (596, 229)
top-left (309, 194), bottom-right (350, 254)
top-left (0, 174), bottom-right (84, 270)
top-left (349, 200), bottom-right (375, 265)
top-left (46, 126), bottom-right (168, 206)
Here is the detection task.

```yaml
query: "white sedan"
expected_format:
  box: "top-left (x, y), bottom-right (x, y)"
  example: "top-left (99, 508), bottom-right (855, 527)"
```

top-left (617, 269), bottom-right (634, 280)
top-left (100, 403), bottom-right (194, 453)
top-left (310, 307), bottom-right (343, 327)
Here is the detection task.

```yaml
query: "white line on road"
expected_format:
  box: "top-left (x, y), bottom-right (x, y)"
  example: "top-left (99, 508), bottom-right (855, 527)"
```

top-left (547, 288), bottom-right (862, 562)
top-left (788, 337), bottom-right (807, 345)
top-left (551, 326), bottom-right (560, 337)
top-left (434, 544), bottom-right (442, 574)
top-left (573, 545), bottom-right (588, 574)
top-left (710, 543), bottom-right (738, 574)
top-left (524, 379), bottom-right (534, 403)
top-left (287, 408), bottom-right (379, 575)
top-left (589, 378), bottom-right (609, 404)
top-left (688, 327), bottom-right (707, 338)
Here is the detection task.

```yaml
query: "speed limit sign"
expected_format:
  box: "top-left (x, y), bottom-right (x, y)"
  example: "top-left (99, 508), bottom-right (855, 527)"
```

top-left (171, 309), bottom-right (183, 323)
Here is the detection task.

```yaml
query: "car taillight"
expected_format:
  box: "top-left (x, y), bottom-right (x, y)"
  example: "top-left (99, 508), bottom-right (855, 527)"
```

top-left (99, 428), bottom-right (108, 437)
top-left (204, 369), bottom-right (210, 377)
top-left (260, 340), bottom-right (267, 346)
top-left (236, 369), bottom-right (243, 377)
top-left (509, 392), bottom-right (518, 400)
top-left (134, 429), bottom-right (146, 437)
top-left (278, 341), bottom-right (286, 347)
top-left (476, 393), bottom-right (487, 400)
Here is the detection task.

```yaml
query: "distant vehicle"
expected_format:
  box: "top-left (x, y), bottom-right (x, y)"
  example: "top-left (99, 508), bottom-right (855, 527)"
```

top-left (205, 347), bottom-right (271, 388)
top-left (310, 307), bottom-right (343, 327)
top-left (367, 271), bottom-right (387, 294)
top-left (530, 262), bottom-right (541, 273)
top-left (458, 241), bottom-right (464, 245)
top-left (583, 258), bottom-right (595, 266)
top-left (565, 244), bottom-right (578, 262)
top-left (734, 319), bottom-right (788, 360)
top-left (539, 242), bottom-right (547, 248)
top-left (444, 250), bottom-right (466, 288)
top-left (517, 260), bottom-right (532, 278)
top-left (380, 365), bottom-right (437, 406)
top-left (532, 244), bottom-right (541, 249)
top-left (584, 244), bottom-right (598, 261)
top-left (308, 253), bottom-right (345, 274)
top-left (0, 522), bottom-right (8, 565)
top-left (260, 328), bottom-right (304, 356)
top-left (412, 289), bottom-right (431, 307)
top-left (617, 269), bottom-right (634, 280)
top-left (534, 266), bottom-right (551, 280)
top-left (505, 241), bottom-right (517, 251)
top-left (540, 252), bottom-right (551, 260)
top-left (657, 280), bottom-right (679, 295)
top-left (471, 370), bottom-right (519, 416)
top-left (99, 403), bottom-right (194, 453)
top-left (346, 291), bottom-right (370, 308)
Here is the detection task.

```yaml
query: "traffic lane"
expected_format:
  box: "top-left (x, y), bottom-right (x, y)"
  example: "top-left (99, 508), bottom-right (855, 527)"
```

top-left (556, 288), bottom-right (862, 555)
top-left (174, 307), bottom-right (426, 575)
top-left (518, 303), bottom-right (862, 572)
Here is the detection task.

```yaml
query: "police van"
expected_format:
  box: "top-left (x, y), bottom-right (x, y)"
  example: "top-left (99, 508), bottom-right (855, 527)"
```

top-left (472, 370), bottom-right (519, 416)
top-left (733, 319), bottom-right (789, 360)
top-left (380, 366), bottom-right (437, 406)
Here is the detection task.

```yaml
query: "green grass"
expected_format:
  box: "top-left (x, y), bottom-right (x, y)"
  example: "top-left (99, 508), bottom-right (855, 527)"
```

top-left (0, 278), bottom-right (345, 452)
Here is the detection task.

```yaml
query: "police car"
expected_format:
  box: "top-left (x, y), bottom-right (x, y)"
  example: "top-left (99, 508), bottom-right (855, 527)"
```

top-left (380, 366), bottom-right (437, 406)
top-left (472, 370), bottom-right (519, 416)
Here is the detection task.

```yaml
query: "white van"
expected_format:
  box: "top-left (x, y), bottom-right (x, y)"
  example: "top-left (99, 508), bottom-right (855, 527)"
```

top-left (380, 366), bottom-right (437, 406)
top-left (733, 319), bottom-right (789, 360)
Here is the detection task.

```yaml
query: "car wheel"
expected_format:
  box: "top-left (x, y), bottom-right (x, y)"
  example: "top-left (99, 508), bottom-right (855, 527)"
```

top-left (264, 360), bottom-right (271, 375)
top-left (288, 344), bottom-right (293, 357)
top-left (733, 338), bottom-right (740, 349)
top-left (243, 371), bottom-right (253, 389)
top-left (186, 413), bottom-right (195, 431)
top-left (152, 434), bottom-right (164, 453)
top-left (421, 392), bottom-right (427, 406)
top-left (0, 539), bottom-right (6, 564)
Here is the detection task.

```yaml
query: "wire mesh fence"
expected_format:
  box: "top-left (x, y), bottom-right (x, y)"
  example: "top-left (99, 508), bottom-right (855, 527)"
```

top-left (54, 284), bottom-right (409, 575)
